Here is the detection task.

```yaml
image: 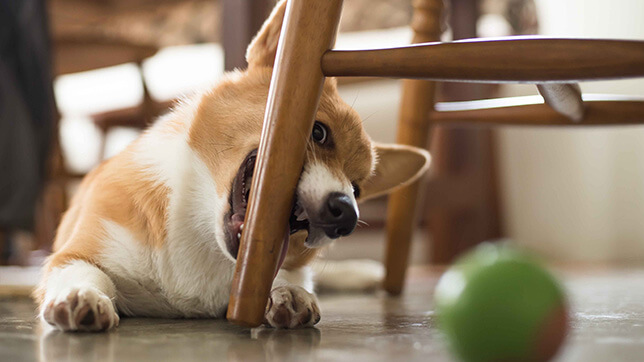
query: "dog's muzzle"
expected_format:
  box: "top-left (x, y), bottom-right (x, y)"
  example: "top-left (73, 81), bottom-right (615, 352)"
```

top-left (316, 192), bottom-right (358, 239)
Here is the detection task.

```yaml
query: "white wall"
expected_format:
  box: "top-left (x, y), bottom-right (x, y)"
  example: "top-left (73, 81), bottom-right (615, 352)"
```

top-left (498, 0), bottom-right (644, 262)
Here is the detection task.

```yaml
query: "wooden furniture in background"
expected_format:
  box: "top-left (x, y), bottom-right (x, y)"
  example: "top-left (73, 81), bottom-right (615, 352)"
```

top-left (425, 0), bottom-right (502, 267)
top-left (227, 0), bottom-right (644, 327)
top-left (36, 0), bottom-right (221, 256)
top-left (383, 0), bottom-right (443, 294)
top-left (321, 39), bottom-right (644, 80)
top-left (55, 40), bottom-right (160, 160)
top-left (222, 0), bottom-right (273, 70)
top-left (33, 36), bottom-right (162, 256)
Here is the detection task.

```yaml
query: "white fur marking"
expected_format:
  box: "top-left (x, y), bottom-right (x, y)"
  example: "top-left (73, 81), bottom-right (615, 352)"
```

top-left (274, 266), bottom-right (315, 293)
top-left (98, 104), bottom-right (235, 317)
top-left (43, 260), bottom-right (117, 305)
top-left (298, 161), bottom-right (357, 217)
top-left (41, 260), bottom-right (119, 331)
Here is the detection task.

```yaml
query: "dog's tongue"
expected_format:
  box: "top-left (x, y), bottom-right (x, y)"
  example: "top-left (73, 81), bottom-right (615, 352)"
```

top-left (274, 223), bottom-right (290, 278)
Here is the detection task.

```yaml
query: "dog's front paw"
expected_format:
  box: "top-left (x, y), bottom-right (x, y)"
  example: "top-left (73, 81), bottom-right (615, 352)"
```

top-left (264, 286), bottom-right (320, 329)
top-left (42, 287), bottom-right (119, 332)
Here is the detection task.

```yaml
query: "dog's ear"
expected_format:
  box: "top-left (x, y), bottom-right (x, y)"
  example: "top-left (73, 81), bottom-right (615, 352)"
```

top-left (246, 0), bottom-right (287, 68)
top-left (359, 144), bottom-right (431, 202)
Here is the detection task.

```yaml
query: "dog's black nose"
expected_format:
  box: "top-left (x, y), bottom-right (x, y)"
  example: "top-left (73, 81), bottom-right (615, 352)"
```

top-left (319, 192), bottom-right (358, 238)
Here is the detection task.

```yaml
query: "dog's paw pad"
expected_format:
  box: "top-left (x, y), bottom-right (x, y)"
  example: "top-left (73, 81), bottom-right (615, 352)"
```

top-left (42, 287), bottom-right (119, 332)
top-left (264, 286), bottom-right (320, 329)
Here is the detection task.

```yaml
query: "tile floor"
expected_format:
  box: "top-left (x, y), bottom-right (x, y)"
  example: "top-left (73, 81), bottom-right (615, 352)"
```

top-left (2, 267), bottom-right (644, 362)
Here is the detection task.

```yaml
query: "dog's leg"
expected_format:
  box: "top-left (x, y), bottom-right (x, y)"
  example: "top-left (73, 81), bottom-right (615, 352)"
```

top-left (264, 266), bottom-right (321, 329)
top-left (40, 260), bottom-right (119, 332)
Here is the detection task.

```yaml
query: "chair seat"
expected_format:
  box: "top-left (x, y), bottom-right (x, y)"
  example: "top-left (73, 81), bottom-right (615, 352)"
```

top-left (433, 94), bottom-right (644, 126)
top-left (54, 37), bottom-right (158, 75)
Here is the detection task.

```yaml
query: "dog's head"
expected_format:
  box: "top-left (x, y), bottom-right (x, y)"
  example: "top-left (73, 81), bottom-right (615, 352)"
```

top-left (188, 0), bottom-right (430, 262)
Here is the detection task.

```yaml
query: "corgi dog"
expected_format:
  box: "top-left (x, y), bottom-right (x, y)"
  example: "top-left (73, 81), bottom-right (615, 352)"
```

top-left (36, 0), bottom-right (430, 332)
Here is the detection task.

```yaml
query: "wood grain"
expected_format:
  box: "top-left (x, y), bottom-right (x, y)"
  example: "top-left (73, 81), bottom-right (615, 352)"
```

top-left (222, 0), bottom-right (272, 70)
top-left (322, 38), bottom-right (644, 83)
top-left (423, 0), bottom-right (502, 266)
top-left (53, 37), bottom-right (157, 76)
top-left (383, 0), bottom-right (444, 295)
top-left (227, 0), bottom-right (344, 327)
top-left (432, 96), bottom-right (644, 126)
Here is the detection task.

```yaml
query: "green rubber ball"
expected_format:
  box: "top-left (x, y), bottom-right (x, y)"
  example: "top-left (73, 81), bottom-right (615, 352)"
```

top-left (435, 243), bottom-right (569, 362)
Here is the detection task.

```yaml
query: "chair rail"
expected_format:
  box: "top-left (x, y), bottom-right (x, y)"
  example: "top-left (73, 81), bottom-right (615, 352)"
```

top-left (432, 95), bottom-right (644, 126)
top-left (322, 37), bottom-right (644, 83)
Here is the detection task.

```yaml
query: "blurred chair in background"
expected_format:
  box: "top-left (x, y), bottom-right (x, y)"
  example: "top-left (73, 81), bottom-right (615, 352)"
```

top-left (423, 0), bottom-right (537, 266)
top-left (34, 0), bottom-right (164, 257)
top-left (34, 0), bottom-right (228, 259)
top-left (226, 0), bottom-right (644, 326)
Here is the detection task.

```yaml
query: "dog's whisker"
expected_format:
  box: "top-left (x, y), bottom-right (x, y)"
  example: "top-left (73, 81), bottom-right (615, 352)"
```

top-left (217, 131), bottom-right (237, 142)
top-left (361, 110), bottom-right (378, 124)
top-left (214, 146), bottom-right (235, 157)
top-left (357, 219), bottom-right (369, 227)
top-left (350, 92), bottom-right (359, 109)
top-left (318, 257), bottom-right (331, 277)
top-left (207, 142), bottom-right (234, 147)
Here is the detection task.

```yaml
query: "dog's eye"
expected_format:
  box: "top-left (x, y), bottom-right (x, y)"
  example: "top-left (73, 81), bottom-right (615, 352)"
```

top-left (311, 121), bottom-right (328, 144)
top-left (352, 182), bottom-right (361, 199)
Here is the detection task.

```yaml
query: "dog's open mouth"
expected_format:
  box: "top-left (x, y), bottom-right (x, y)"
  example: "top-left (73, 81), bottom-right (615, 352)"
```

top-left (225, 149), bottom-right (310, 266)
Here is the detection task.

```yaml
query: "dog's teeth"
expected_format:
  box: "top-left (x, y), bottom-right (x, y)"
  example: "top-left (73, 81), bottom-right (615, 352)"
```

top-left (237, 233), bottom-right (241, 239)
top-left (296, 209), bottom-right (308, 221)
top-left (240, 223), bottom-right (244, 231)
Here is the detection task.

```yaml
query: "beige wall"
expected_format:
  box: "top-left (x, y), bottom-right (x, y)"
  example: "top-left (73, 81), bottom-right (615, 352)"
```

top-left (338, 1), bottom-right (644, 263)
top-left (498, 0), bottom-right (644, 262)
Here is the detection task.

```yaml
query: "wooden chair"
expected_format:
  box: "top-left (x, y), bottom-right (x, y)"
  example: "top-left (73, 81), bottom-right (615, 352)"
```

top-left (226, 0), bottom-right (644, 327)
top-left (32, 35), bottom-right (160, 256)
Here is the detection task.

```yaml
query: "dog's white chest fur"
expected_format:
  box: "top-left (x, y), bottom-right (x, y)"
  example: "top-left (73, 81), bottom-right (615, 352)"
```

top-left (100, 221), bottom-right (234, 318)
top-left (98, 120), bottom-right (235, 318)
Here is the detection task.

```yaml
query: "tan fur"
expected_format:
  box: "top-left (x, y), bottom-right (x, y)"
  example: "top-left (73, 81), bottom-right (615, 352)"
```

top-left (282, 232), bottom-right (319, 271)
top-left (46, 147), bottom-right (169, 270)
top-left (43, 67), bottom-right (374, 287)
top-left (187, 68), bottom-right (375, 270)
top-left (37, 0), bottom-right (430, 326)
top-left (188, 69), bottom-right (267, 196)
top-left (246, 1), bottom-right (287, 68)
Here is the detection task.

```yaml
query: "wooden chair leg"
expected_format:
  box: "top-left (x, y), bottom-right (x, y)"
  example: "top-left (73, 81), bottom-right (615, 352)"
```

top-left (426, 0), bottom-right (502, 264)
top-left (227, 0), bottom-right (344, 327)
top-left (383, 0), bottom-right (445, 295)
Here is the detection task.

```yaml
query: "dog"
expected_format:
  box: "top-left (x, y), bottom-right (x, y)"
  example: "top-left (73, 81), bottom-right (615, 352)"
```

top-left (36, 0), bottom-right (430, 332)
